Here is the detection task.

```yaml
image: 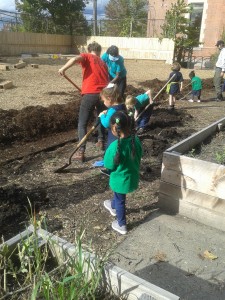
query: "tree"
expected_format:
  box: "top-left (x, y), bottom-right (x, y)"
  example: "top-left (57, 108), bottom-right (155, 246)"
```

top-left (15, 0), bottom-right (91, 35)
top-left (160, 0), bottom-right (201, 64)
top-left (104, 0), bottom-right (148, 37)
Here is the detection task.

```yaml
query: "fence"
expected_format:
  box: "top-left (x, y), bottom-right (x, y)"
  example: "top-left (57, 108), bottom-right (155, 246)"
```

top-left (0, 32), bottom-right (174, 64)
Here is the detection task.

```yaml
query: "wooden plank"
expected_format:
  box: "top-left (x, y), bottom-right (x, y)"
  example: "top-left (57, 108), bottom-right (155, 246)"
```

top-left (159, 181), bottom-right (225, 212)
top-left (161, 152), bottom-right (225, 199)
top-left (14, 61), bottom-right (26, 69)
top-left (31, 64), bottom-right (39, 68)
top-left (165, 117), bottom-right (225, 154)
top-left (0, 64), bottom-right (10, 70)
top-left (0, 81), bottom-right (13, 89)
top-left (159, 193), bottom-right (225, 232)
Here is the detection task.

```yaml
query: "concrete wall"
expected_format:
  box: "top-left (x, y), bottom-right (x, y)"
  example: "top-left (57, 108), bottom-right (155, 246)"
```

top-left (76, 36), bottom-right (174, 64)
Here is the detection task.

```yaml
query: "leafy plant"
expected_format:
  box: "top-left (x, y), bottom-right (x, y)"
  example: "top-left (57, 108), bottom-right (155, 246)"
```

top-left (160, 0), bottom-right (201, 63)
top-left (215, 149), bottom-right (225, 165)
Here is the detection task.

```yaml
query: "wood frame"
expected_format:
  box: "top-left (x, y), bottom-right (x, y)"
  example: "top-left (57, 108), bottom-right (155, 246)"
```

top-left (159, 117), bottom-right (225, 231)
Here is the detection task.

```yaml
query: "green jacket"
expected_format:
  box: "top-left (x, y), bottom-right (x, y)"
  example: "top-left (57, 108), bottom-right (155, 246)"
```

top-left (104, 136), bottom-right (142, 194)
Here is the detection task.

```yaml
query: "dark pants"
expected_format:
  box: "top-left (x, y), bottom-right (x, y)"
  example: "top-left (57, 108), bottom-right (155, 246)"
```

top-left (213, 67), bottom-right (223, 99)
top-left (136, 105), bottom-right (154, 129)
top-left (111, 192), bottom-right (126, 226)
top-left (110, 75), bottom-right (127, 99)
top-left (78, 94), bottom-right (105, 152)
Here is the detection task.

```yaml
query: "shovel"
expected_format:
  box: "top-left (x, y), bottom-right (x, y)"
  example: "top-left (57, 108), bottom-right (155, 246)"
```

top-left (135, 74), bottom-right (176, 122)
top-left (63, 74), bottom-right (81, 93)
top-left (54, 119), bottom-right (100, 173)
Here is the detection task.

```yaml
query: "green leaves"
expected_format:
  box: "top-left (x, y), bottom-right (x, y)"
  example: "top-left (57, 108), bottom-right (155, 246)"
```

top-left (15, 0), bottom-right (90, 35)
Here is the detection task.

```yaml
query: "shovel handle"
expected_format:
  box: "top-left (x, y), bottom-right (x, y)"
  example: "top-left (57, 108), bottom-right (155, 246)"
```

top-left (68, 119), bottom-right (100, 164)
top-left (63, 74), bottom-right (81, 92)
top-left (135, 74), bottom-right (176, 122)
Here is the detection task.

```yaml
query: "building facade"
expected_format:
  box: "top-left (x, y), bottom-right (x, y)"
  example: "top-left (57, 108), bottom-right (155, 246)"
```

top-left (147, 0), bottom-right (225, 58)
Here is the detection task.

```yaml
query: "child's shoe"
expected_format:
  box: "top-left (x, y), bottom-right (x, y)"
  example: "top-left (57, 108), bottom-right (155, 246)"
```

top-left (104, 200), bottom-right (116, 216)
top-left (188, 99), bottom-right (194, 102)
top-left (112, 220), bottom-right (127, 235)
top-left (197, 100), bottom-right (201, 102)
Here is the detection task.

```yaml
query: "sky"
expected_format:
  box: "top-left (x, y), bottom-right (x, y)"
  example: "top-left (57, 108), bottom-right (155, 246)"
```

top-left (0, 0), bottom-right (109, 19)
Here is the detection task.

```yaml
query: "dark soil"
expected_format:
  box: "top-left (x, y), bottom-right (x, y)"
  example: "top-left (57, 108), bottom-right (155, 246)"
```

top-left (1, 68), bottom-right (225, 256)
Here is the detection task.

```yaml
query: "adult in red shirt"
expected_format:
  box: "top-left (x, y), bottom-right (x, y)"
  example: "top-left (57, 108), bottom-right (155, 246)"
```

top-left (58, 42), bottom-right (109, 162)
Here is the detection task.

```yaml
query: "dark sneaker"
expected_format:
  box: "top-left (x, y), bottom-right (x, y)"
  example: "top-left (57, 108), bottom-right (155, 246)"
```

top-left (100, 168), bottom-right (110, 176)
top-left (72, 150), bottom-right (85, 163)
top-left (111, 220), bottom-right (127, 235)
top-left (96, 141), bottom-right (105, 151)
top-left (104, 200), bottom-right (116, 216)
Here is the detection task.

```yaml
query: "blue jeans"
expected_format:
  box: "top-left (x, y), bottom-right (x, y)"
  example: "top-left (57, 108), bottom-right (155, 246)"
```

top-left (111, 192), bottom-right (126, 226)
top-left (78, 94), bottom-right (105, 152)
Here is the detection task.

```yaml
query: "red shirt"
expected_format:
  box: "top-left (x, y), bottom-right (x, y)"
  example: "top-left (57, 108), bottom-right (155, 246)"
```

top-left (80, 53), bottom-right (109, 94)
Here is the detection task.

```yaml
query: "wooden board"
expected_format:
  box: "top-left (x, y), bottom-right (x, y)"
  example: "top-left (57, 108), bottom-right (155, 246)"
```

top-left (0, 64), bottom-right (10, 70)
top-left (0, 80), bottom-right (13, 89)
top-left (159, 181), bottom-right (225, 212)
top-left (166, 117), bottom-right (225, 154)
top-left (161, 152), bottom-right (225, 199)
top-left (14, 62), bottom-right (26, 69)
top-left (159, 190), bottom-right (225, 232)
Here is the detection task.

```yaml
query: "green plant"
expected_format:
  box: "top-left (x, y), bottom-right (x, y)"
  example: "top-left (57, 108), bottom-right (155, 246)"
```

top-left (215, 149), bottom-right (225, 165)
top-left (188, 148), bottom-right (196, 157)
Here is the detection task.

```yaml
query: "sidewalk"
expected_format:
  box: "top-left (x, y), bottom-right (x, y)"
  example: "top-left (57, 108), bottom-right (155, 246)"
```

top-left (111, 211), bottom-right (225, 300)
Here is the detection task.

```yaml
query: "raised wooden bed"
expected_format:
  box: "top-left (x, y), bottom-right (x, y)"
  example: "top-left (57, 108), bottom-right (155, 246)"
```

top-left (1, 226), bottom-right (179, 300)
top-left (159, 117), bottom-right (225, 231)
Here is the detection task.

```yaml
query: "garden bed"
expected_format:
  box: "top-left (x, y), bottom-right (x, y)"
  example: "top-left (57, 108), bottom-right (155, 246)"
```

top-left (159, 117), bottom-right (225, 231)
top-left (0, 226), bottom-right (179, 300)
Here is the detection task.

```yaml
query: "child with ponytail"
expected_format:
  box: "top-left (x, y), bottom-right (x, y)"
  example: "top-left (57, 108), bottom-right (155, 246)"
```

top-left (103, 110), bottom-right (142, 234)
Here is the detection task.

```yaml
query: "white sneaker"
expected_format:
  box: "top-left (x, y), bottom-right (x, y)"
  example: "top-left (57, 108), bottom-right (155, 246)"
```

top-left (112, 220), bottom-right (127, 235)
top-left (197, 100), bottom-right (201, 102)
top-left (104, 200), bottom-right (116, 216)
top-left (188, 99), bottom-right (194, 102)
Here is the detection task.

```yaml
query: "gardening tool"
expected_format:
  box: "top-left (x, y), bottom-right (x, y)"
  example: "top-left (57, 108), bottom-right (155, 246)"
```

top-left (54, 119), bottom-right (100, 173)
top-left (179, 90), bottom-right (192, 101)
top-left (63, 74), bottom-right (81, 93)
top-left (135, 74), bottom-right (176, 122)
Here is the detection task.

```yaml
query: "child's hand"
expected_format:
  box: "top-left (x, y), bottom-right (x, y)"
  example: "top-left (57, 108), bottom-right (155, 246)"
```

top-left (98, 110), bottom-right (107, 117)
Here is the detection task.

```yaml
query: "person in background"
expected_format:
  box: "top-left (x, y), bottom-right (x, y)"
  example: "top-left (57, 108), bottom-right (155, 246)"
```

top-left (188, 70), bottom-right (202, 103)
top-left (125, 89), bottom-right (153, 134)
top-left (166, 62), bottom-right (183, 110)
top-left (103, 110), bottom-right (142, 235)
top-left (58, 41), bottom-right (109, 162)
top-left (101, 45), bottom-right (127, 99)
top-left (214, 40), bottom-right (225, 102)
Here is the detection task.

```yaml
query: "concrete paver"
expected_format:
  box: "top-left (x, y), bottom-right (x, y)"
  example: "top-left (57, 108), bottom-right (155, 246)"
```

top-left (112, 211), bottom-right (225, 300)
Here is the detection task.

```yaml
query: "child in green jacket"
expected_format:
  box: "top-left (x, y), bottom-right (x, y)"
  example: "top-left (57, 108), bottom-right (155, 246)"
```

top-left (103, 110), bottom-right (142, 234)
top-left (188, 70), bottom-right (202, 103)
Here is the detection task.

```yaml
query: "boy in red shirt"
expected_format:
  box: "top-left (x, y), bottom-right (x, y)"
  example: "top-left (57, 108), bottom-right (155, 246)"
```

top-left (59, 42), bottom-right (109, 162)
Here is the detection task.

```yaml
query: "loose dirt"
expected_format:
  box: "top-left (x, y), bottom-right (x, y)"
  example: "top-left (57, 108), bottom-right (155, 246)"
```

top-left (0, 57), bottom-right (225, 258)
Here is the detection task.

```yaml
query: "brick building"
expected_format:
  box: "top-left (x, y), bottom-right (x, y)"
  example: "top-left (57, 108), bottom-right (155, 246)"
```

top-left (147, 0), bottom-right (225, 58)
